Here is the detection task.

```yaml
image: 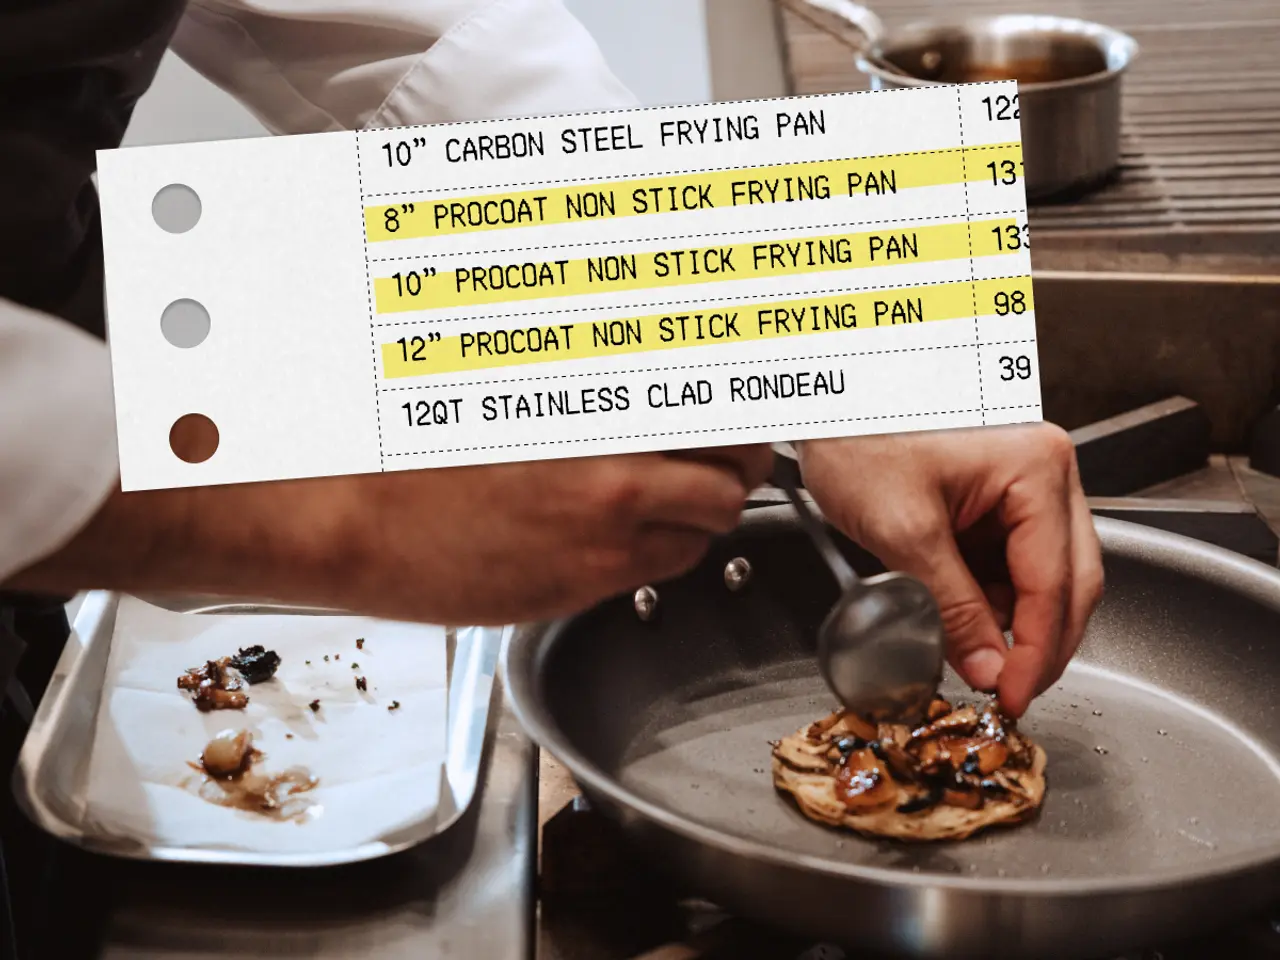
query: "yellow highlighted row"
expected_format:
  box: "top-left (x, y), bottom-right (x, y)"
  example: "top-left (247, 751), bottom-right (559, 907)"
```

top-left (379, 275), bottom-right (1035, 379)
top-left (373, 217), bottom-right (1026, 314)
top-left (364, 142), bottom-right (1023, 242)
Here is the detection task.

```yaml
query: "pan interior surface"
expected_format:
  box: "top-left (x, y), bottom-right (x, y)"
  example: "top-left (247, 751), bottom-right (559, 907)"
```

top-left (531, 512), bottom-right (1280, 891)
top-left (617, 662), bottom-right (1280, 881)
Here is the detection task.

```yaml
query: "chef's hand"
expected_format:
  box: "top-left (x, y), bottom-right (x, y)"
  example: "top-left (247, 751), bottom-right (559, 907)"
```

top-left (796, 423), bottom-right (1103, 717)
top-left (7, 445), bottom-right (773, 626)
top-left (353, 445), bottom-right (775, 623)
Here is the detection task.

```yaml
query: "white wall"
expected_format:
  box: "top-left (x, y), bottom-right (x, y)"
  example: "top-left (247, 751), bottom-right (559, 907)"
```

top-left (564, 0), bottom-right (711, 106)
top-left (123, 1), bottom-right (712, 148)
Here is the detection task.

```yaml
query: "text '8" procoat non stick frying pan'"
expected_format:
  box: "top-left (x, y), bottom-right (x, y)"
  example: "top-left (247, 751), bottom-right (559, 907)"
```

top-left (504, 508), bottom-right (1280, 959)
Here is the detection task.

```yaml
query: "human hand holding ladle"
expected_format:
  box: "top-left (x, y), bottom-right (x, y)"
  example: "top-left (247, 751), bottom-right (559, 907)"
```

top-left (771, 454), bottom-right (946, 728)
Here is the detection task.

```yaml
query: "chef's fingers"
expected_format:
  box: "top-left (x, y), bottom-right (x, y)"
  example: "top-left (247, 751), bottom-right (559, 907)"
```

top-left (1047, 470), bottom-right (1104, 689)
top-left (996, 464), bottom-right (1073, 717)
top-left (883, 526), bottom-right (1009, 694)
top-left (664, 444), bottom-right (774, 492)
top-left (612, 454), bottom-right (751, 535)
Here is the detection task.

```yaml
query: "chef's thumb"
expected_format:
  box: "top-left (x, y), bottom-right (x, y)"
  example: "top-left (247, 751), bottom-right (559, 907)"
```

top-left (921, 539), bottom-right (1008, 693)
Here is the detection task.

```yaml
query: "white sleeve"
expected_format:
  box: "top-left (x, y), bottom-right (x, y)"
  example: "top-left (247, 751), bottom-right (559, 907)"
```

top-left (170, 0), bottom-right (641, 134)
top-left (0, 299), bottom-right (120, 583)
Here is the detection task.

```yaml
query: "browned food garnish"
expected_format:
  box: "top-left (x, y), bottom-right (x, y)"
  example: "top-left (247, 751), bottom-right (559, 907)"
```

top-left (771, 695), bottom-right (1046, 842)
top-left (943, 786), bottom-right (984, 810)
top-left (926, 699), bottom-right (953, 721)
top-left (877, 736), bottom-right (920, 782)
top-left (308, 699), bottom-right (321, 712)
top-left (356, 638), bottom-right (365, 650)
top-left (178, 659), bottom-right (249, 712)
top-left (971, 739), bottom-right (1009, 775)
top-left (808, 709), bottom-right (876, 742)
top-left (177, 647), bottom-right (280, 712)
top-left (229, 646), bottom-right (281, 684)
top-left (185, 740), bottom-right (319, 822)
top-left (835, 749), bottom-right (897, 811)
top-left (911, 704), bottom-right (978, 741)
top-left (355, 676), bottom-right (367, 692)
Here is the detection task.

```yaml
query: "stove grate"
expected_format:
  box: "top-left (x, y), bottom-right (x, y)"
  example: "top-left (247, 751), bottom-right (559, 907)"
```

top-left (776, 0), bottom-right (1280, 244)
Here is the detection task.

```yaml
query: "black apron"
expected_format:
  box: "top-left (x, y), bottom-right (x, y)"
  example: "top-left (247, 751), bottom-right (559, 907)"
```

top-left (0, 2), bottom-right (190, 954)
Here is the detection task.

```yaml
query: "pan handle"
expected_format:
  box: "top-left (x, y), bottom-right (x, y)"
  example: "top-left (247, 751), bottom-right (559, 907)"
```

top-left (776, 0), bottom-right (885, 50)
top-left (768, 444), bottom-right (804, 491)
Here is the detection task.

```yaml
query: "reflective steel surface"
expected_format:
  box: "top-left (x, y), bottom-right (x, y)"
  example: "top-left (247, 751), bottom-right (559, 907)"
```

top-left (508, 512), bottom-right (1280, 958)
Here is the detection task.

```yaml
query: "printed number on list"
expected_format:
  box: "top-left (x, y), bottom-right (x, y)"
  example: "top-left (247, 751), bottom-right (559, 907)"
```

top-left (96, 83), bottom-right (1040, 491)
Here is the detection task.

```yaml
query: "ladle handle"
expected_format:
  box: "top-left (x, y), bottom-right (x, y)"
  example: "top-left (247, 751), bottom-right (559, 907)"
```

top-left (779, 0), bottom-right (885, 49)
top-left (769, 453), bottom-right (859, 593)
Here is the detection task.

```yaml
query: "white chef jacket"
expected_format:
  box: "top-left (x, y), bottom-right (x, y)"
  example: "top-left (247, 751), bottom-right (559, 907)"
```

top-left (0, 0), bottom-right (638, 585)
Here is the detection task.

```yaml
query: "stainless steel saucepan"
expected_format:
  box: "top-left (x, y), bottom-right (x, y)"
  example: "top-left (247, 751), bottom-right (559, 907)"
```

top-left (783, 0), bottom-right (1139, 200)
top-left (504, 510), bottom-right (1280, 958)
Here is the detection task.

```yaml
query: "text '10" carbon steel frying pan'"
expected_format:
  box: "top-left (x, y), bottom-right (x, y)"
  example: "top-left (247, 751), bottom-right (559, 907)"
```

top-left (504, 508), bottom-right (1280, 959)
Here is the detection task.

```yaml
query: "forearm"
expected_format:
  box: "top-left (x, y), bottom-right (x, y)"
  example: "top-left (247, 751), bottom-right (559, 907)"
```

top-left (5, 480), bottom-right (333, 601)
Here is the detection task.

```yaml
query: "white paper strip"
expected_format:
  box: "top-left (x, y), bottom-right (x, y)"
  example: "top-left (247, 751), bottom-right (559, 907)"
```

top-left (97, 84), bottom-right (1041, 491)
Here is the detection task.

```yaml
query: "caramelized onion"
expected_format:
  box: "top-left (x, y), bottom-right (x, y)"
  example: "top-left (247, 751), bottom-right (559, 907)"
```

top-left (943, 787), bottom-right (984, 810)
top-left (835, 749), bottom-right (897, 811)
top-left (911, 705), bottom-right (978, 741)
top-left (773, 737), bottom-right (831, 773)
top-left (830, 711), bottom-right (878, 742)
top-left (972, 739), bottom-right (1009, 775)
top-left (784, 696), bottom-right (1032, 817)
top-left (927, 699), bottom-right (953, 721)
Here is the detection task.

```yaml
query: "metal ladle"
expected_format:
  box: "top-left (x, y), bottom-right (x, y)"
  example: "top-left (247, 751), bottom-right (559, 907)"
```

top-left (771, 456), bottom-right (945, 727)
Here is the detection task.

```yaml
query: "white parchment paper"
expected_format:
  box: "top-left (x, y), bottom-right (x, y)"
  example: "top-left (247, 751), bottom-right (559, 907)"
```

top-left (82, 596), bottom-right (447, 855)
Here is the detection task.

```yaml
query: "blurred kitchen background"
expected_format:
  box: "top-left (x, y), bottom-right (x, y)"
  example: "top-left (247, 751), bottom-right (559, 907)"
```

top-left (97, 5), bottom-right (1280, 957)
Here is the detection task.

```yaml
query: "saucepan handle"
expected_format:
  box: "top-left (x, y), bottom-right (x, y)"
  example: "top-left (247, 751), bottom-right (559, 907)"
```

top-left (783, 0), bottom-right (885, 48)
top-left (769, 443), bottom-right (804, 491)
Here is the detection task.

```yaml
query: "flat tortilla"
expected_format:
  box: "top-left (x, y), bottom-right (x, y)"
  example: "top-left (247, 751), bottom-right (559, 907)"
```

top-left (771, 699), bottom-right (1047, 842)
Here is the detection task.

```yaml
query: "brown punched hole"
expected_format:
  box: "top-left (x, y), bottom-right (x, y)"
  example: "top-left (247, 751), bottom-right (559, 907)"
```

top-left (169, 414), bottom-right (219, 464)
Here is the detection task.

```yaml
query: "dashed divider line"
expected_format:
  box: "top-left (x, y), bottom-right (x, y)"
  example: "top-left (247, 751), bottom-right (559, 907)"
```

top-left (366, 208), bottom-right (1022, 264)
top-left (376, 340), bottom-right (1039, 393)
top-left (956, 90), bottom-right (985, 425)
top-left (384, 405), bottom-right (1041, 458)
top-left (354, 133), bottom-right (386, 470)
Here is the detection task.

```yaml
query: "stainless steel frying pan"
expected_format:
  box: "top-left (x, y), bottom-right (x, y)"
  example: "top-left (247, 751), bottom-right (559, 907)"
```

top-left (504, 509), bottom-right (1280, 959)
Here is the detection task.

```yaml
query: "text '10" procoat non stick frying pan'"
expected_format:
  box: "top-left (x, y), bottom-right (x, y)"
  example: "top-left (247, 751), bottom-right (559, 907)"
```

top-left (504, 509), bottom-right (1280, 959)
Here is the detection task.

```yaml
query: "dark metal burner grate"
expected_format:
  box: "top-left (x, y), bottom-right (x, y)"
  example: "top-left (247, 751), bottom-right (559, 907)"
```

top-left (776, 0), bottom-right (1280, 251)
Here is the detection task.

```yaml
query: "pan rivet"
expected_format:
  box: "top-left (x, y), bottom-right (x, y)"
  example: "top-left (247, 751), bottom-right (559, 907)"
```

top-left (634, 586), bottom-right (659, 621)
top-left (724, 557), bottom-right (752, 591)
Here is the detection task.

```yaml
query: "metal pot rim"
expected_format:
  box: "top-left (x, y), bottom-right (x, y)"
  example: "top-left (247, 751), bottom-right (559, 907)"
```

top-left (855, 13), bottom-right (1139, 93)
top-left (503, 514), bottom-right (1280, 900)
